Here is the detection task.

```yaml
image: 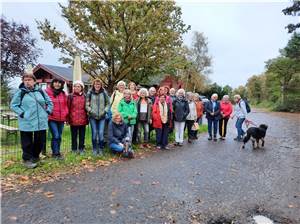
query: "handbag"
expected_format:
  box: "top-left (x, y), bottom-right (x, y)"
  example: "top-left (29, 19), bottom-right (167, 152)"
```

top-left (191, 122), bottom-right (199, 131)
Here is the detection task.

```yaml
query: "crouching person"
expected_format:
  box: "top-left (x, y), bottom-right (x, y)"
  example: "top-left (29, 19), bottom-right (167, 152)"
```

top-left (10, 70), bottom-right (53, 168)
top-left (108, 113), bottom-right (134, 158)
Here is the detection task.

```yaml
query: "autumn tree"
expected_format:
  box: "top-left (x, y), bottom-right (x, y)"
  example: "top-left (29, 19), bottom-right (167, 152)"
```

top-left (1, 17), bottom-right (41, 104)
top-left (37, 1), bottom-right (190, 93)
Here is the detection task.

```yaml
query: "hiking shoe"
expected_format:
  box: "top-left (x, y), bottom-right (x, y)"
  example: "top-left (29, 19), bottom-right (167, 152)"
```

top-left (23, 161), bottom-right (37, 169)
top-left (79, 150), bottom-right (85, 156)
top-left (213, 137), bottom-right (217, 142)
top-left (31, 157), bottom-right (40, 163)
top-left (208, 137), bottom-right (212, 141)
top-left (178, 143), bottom-right (183, 147)
top-left (174, 142), bottom-right (179, 146)
top-left (188, 139), bottom-right (192, 143)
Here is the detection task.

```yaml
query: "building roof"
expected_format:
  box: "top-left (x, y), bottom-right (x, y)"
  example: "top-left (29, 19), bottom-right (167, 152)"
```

top-left (34, 64), bottom-right (90, 83)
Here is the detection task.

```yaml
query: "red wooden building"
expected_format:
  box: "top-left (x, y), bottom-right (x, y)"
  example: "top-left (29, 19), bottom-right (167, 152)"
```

top-left (33, 64), bottom-right (90, 93)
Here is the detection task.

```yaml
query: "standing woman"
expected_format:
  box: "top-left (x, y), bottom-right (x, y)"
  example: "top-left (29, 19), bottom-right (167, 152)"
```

top-left (205, 93), bottom-right (221, 141)
top-left (185, 92), bottom-right (198, 143)
top-left (173, 89), bottom-right (189, 146)
top-left (152, 94), bottom-right (172, 150)
top-left (86, 79), bottom-right (110, 156)
top-left (193, 93), bottom-right (204, 139)
top-left (136, 88), bottom-right (152, 148)
top-left (118, 89), bottom-right (137, 142)
top-left (67, 81), bottom-right (88, 154)
top-left (11, 72), bottom-right (53, 168)
top-left (128, 81), bottom-right (139, 143)
top-left (219, 95), bottom-right (233, 140)
top-left (45, 78), bottom-right (68, 159)
top-left (128, 81), bottom-right (139, 101)
top-left (110, 81), bottom-right (126, 116)
top-left (148, 87), bottom-right (157, 104)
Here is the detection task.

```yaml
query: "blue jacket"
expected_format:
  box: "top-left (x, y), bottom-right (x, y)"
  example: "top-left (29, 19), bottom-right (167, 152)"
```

top-left (108, 121), bottom-right (129, 145)
top-left (205, 100), bottom-right (221, 120)
top-left (10, 83), bottom-right (53, 131)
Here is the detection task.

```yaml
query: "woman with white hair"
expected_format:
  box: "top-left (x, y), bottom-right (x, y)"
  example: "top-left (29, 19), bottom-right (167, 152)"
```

top-left (219, 95), bottom-right (233, 140)
top-left (204, 93), bottom-right (221, 141)
top-left (172, 89), bottom-right (189, 146)
top-left (110, 80), bottom-right (126, 116)
top-left (136, 88), bottom-right (152, 147)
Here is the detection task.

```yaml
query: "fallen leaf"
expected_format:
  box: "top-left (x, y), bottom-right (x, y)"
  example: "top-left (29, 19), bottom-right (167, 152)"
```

top-left (110, 210), bottom-right (116, 215)
top-left (43, 191), bottom-right (54, 198)
top-left (131, 180), bottom-right (141, 185)
top-left (151, 181), bottom-right (160, 185)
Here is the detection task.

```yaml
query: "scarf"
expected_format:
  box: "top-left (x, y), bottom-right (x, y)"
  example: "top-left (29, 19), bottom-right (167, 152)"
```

top-left (159, 101), bottom-right (168, 124)
top-left (53, 88), bottom-right (64, 97)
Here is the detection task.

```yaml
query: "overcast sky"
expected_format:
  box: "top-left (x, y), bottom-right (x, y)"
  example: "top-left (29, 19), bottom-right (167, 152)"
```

top-left (2, 0), bottom-right (298, 88)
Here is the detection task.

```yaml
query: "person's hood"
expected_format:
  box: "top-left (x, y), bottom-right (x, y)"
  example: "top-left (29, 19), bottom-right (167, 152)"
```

top-left (19, 83), bottom-right (39, 92)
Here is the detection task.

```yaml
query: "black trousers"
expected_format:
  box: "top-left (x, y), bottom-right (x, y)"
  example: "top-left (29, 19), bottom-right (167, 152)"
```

top-left (186, 120), bottom-right (195, 140)
top-left (20, 130), bottom-right (46, 161)
top-left (70, 125), bottom-right (86, 151)
top-left (219, 117), bottom-right (229, 137)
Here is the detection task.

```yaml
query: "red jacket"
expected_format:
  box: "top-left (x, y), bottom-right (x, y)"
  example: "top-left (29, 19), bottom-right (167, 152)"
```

top-left (67, 93), bottom-right (88, 126)
top-left (46, 87), bottom-right (68, 122)
top-left (152, 102), bottom-right (172, 129)
top-left (220, 101), bottom-right (233, 118)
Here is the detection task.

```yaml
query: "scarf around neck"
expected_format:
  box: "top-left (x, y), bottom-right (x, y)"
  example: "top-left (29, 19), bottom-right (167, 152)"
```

top-left (159, 101), bottom-right (168, 124)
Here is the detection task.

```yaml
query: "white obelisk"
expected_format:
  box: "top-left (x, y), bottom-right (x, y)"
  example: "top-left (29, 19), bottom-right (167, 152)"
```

top-left (73, 54), bottom-right (82, 82)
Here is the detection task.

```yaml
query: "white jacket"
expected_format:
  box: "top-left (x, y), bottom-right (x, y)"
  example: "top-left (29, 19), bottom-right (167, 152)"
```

top-left (234, 100), bottom-right (247, 119)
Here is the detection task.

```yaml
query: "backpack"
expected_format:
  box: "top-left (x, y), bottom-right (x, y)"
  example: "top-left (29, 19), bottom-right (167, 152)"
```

top-left (19, 89), bottom-right (46, 106)
top-left (239, 99), bottom-right (251, 113)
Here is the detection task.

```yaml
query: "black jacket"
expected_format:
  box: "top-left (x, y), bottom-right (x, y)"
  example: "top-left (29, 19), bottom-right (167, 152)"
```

top-left (108, 121), bottom-right (129, 144)
top-left (205, 100), bottom-right (221, 120)
top-left (172, 97), bottom-right (190, 122)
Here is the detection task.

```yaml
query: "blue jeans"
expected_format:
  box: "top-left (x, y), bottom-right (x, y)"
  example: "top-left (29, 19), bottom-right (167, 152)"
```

top-left (236, 118), bottom-right (245, 139)
top-left (90, 118), bottom-right (106, 152)
top-left (207, 118), bottom-right (218, 138)
top-left (48, 121), bottom-right (64, 155)
top-left (110, 143), bottom-right (124, 153)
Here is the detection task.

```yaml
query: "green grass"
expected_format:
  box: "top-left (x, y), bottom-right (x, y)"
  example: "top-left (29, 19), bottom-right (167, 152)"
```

top-left (1, 124), bottom-right (208, 177)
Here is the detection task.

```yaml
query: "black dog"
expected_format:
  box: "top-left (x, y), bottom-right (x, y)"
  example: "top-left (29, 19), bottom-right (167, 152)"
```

top-left (241, 124), bottom-right (268, 149)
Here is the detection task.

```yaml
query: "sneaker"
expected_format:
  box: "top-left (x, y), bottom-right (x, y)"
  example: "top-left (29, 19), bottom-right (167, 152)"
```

top-left (208, 137), bottom-right (212, 141)
top-left (79, 150), bottom-right (85, 156)
top-left (23, 160), bottom-right (37, 169)
top-left (188, 139), bottom-right (192, 143)
top-left (53, 154), bottom-right (64, 160)
top-left (92, 150), bottom-right (98, 156)
top-left (213, 138), bottom-right (217, 142)
top-left (164, 146), bottom-right (170, 150)
top-left (156, 146), bottom-right (161, 150)
top-left (178, 143), bottom-right (183, 147)
top-left (31, 157), bottom-right (40, 163)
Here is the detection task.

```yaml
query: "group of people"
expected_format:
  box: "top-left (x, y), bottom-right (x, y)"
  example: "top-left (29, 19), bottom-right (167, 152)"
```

top-left (10, 71), bottom-right (249, 169)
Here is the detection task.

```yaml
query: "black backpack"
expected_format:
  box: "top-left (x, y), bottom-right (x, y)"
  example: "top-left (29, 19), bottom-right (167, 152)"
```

top-left (19, 89), bottom-right (46, 106)
top-left (239, 99), bottom-right (251, 113)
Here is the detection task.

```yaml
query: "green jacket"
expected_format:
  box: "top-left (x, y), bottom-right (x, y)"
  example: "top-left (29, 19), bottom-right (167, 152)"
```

top-left (118, 99), bottom-right (137, 125)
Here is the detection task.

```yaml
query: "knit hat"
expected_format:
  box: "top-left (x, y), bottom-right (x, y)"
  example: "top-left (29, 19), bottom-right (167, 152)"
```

top-left (73, 80), bottom-right (84, 89)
